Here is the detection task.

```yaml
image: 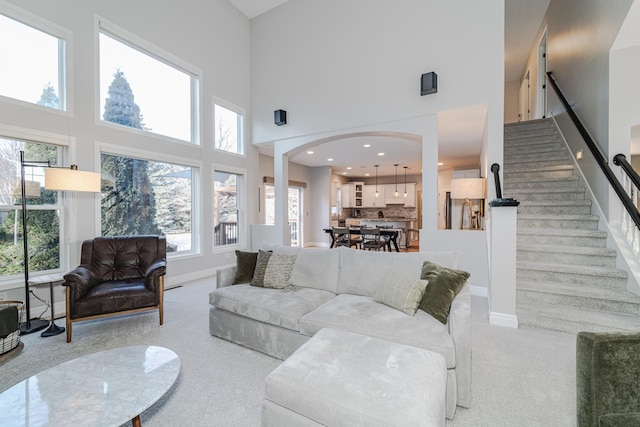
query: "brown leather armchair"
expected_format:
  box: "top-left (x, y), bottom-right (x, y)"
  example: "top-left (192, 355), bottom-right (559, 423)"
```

top-left (63, 235), bottom-right (167, 342)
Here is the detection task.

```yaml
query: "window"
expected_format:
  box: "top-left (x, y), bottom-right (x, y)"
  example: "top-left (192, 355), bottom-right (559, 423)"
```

top-left (264, 183), bottom-right (303, 247)
top-left (0, 138), bottom-right (63, 279)
top-left (214, 103), bottom-right (243, 154)
top-left (0, 12), bottom-right (65, 110)
top-left (99, 25), bottom-right (198, 143)
top-left (214, 170), bottom-right (242, 248)
top-left (101, 152), bottom-right (196, 254)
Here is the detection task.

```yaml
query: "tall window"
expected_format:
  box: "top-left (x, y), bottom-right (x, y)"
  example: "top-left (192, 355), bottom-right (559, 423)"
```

top-left (214, 170), bottom-right (242, 248)
top-left (214, 103), bottom-right (243, 154)
top-left (0, 13), bottom-right (65, 110)
top-left (0, 139), bottom-right (62, 279)
top-left (101, 153), bottom-right (196, 254)
top-left (99, 26), bottom-right (198, 143)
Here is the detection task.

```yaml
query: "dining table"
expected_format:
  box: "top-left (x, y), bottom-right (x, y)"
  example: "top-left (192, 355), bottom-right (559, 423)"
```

top-left (324, 228), bottom-right (400, 252)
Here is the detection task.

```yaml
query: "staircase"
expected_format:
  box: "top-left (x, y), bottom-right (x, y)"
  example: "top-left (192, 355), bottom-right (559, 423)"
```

top-left (503, 118), bottom-right (640, 334)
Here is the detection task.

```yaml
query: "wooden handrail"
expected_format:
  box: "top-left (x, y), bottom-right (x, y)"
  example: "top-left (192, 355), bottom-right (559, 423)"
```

top-left (546, 71), bottom-right (640, 231)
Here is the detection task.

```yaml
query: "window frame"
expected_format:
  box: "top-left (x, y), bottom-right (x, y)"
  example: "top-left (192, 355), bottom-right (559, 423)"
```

top-left (95, 16), bottom-right (202, 146)
top-left (212, 164), bottom-right (245, 252)
top-left (0, 125), bottom-right (74, 288)
top-left (96, 142), bottom-right (202, 259)
top-left (0, 2), bottom-right (73, 113)
top-left (213, 98), bottom-right (245, 156)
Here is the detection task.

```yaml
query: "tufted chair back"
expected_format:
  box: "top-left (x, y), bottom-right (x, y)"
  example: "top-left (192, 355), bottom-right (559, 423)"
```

top-left (80, 235), bottom-right (166, 282)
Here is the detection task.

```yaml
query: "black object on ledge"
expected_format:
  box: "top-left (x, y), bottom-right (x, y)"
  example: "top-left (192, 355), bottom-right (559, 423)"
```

top-left (489, 163), bottom-right (519, 207)
top-left (489, 198), bottom-right (519, 207)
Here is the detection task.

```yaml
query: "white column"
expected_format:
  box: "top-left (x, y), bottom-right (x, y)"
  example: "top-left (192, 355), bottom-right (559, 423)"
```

top-left (487, 205), bottom-right (518, 328)
top-left (274, 147), bottom-right (291, 245)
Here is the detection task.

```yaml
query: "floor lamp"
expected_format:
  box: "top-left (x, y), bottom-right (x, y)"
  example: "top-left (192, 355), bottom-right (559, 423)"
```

top-left (450, 178), bottom-right (485, 230)
top-left (18, 150), bottom-right (101, 335)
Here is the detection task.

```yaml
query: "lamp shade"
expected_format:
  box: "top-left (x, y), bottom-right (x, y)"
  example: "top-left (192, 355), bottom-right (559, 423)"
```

top-left (45, 168), bottom-right (101, 192)
top-left (450, 178), bottom-right (485, 200)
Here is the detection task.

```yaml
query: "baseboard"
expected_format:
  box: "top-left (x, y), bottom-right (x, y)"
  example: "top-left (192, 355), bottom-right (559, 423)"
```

top-left (470, 285), bottom-right (488, 297)
top-left (305, 242), bottom-right (330, 248)
top-left (165, 267), bottom-right (219, 289)
top-left (489, 312), bottom-right (519, 328)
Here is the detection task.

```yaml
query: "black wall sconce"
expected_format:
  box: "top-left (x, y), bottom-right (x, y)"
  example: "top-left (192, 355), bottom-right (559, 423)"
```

top-left (274, 109), bottom-right (287, 126)
top-left (421, 72), bottom-right (438, 96)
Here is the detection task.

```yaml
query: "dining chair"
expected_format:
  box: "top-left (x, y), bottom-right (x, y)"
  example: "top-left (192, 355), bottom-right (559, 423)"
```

top-left (360, 227), bottom-right (387, 251)
top-left (332, 227), bottom-right (359, 249)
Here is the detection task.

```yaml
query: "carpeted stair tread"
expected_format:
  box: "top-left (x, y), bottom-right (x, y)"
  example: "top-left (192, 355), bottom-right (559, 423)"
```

top-left (517, 243), bottom-right (616, 257)
top-left (505, 176), bottom-right (580, 185)
top-left (517, 199), bottom-right (589, 207)
top-left (517, 301), bottom-right (640, 334)
top-left (518, 213), bottom-right (598, 221)
top-left (517, 279), bottom-right (640, 303)
top-left (517, 227), bottom-right (607, 238)
top-left (517, 261), bottom-right (628, 279)
top-left (504, 164), bottom-right (575, 174)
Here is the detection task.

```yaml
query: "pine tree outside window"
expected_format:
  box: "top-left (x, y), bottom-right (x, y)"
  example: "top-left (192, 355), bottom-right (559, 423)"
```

top-left (100, 152), bottom-right (196, 254)
top-left (99, 24), bottom-right (198, 143)
top-left (0, 11), bottom-right (66, 110)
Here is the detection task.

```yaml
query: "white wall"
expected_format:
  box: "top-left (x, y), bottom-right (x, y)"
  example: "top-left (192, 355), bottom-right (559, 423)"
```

top-left (520, 0), bottom-right (634, 219)
top-left (0, 0), bottom-right (256, 296)
top-left (504, 80), bottom-right (520, 124)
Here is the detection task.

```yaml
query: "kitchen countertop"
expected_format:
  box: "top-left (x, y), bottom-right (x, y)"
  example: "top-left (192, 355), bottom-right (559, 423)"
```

top-left (358, 218), bottom-right (415, 222)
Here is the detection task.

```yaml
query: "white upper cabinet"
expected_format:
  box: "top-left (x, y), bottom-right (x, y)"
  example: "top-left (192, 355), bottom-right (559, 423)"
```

top-left (362, 185), bottom-right (386, 207)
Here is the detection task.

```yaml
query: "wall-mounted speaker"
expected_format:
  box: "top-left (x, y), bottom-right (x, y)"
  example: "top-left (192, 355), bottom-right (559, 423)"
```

top-left (421, 72), bottom-right (438, 96)
top-left (274, 109), bottom-right (287, 126)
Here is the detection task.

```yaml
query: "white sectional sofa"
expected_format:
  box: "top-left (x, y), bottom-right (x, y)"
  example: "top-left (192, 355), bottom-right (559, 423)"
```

top-left (209, 246), bottom-right (471, 419)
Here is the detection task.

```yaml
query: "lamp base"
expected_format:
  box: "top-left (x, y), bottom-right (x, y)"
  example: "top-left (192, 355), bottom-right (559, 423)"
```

top-left (20, 318), bottom-right (50, 335)
top-left (41, 322), bottom-right (65, 337)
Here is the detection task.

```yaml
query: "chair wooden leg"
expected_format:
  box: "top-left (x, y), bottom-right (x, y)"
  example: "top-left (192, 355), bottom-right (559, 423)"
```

top-left (65, 287), bottom-right (72, 343)
top-left (159, 277), bottom-right (164, 326)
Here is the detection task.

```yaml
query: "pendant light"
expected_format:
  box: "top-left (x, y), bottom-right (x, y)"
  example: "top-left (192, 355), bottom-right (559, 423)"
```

top-left (404, 166), bottom-right (408, 198)
top-left (375, 165), bottom-right (379, 197)
top-left (394, 164), bottom-right (399, 197)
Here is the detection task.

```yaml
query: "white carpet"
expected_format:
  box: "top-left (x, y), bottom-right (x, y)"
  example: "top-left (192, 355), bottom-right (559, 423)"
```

top-left (0, 279), bottom-right (576, 426)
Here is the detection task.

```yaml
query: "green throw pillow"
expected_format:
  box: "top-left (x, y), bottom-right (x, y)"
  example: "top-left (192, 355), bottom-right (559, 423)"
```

top-left (374, 273), bottom-right (429, 316)
top-left (419, 261), bottom-right (470, 324)
top-left (233, 250), bottom-right (258, 284)
top-left (250, 250), bottom-right (272, 287)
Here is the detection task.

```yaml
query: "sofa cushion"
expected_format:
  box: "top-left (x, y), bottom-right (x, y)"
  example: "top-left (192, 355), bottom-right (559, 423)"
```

top-left (209, 284), bottom-right (335, 331)
top-left (299, 294), bottom-right (456, 368)
top-left (233, 250), bottom-right (258, 284)
top-left (263, 254), bottom-right (297, 289)
top-left (337, 247), bottom-right (460, 298)
top-left (374, 273), bottom-right (429, 316)
top-left (288, 248), bottom-right (340, 293)
top-left (250, 250), bottom-right (272, 287)
top-left (419, 261), bottom-right (470, 324)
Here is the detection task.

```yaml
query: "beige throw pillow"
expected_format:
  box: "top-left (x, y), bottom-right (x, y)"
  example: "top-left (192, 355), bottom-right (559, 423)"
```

top-left (250, 250), bottom-right (272, 287)
top-left (263, 254), bottom-right (297, 289)
top-left (374, 272), bottom-right (429, 316)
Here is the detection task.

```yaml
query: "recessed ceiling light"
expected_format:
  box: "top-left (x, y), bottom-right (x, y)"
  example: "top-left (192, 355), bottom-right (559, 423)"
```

top-left (342, 172), bottom-right (348, 175)
top-left (365, 173), bottom-right (370, 176)
top-left (363, 144), bottom-right (371, 148)
top-left (437, 162), bottom-right (443, 166)
top-left (377, 152), bottom-right (384, 156)
top-left (307, 151), bottom-right (314, 155)
top-left (346, 167), bottom-right (352, 170)
top-left (327, 158), bottom-right (334, 162)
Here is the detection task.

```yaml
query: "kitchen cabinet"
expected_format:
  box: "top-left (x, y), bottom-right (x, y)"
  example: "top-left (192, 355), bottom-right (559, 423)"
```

top-left (362, 185), bottom-right (386, 208)
top-left (341, 182), bottom-right (364, 208)
top-left (383, 183), bottom-right (416, 207)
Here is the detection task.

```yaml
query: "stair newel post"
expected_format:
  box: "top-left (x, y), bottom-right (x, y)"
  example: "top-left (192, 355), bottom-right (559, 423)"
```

top-left (487, 163), bottom-right (520, 328)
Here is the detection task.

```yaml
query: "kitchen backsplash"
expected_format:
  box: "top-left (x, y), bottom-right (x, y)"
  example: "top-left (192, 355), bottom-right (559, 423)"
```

top-left (343, 206), bottom-right (417, 219)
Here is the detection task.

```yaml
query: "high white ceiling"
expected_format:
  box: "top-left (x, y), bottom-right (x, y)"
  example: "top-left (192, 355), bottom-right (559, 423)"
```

top-left (229, 0), bottom-right (550, 176)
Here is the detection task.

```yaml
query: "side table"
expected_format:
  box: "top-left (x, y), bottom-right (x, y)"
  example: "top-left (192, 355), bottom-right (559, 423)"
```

top-left (28, 273), bottom-right (65, 338)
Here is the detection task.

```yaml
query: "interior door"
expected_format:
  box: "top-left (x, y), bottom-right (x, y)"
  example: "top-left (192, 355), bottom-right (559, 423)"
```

top-left (519, 70), bottom-right (530, 122)
top-left (537, 32), bottom-right (548, 118)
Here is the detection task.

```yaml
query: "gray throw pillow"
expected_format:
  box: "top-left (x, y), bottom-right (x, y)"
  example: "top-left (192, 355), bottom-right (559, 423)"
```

top-left (419, 261), bottom-right (470, 324)
top-left (374, 272), bottom-right (429, 316)
top-left (250, 250), bottom-right (272, 287)
top-left (263, 254), bottom-right (297, 289)
top-left (233, 250), bottom-right (258, 284)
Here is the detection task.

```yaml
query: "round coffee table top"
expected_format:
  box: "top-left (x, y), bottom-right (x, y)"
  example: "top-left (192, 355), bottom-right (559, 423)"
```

top-left (0, 345), bottom-right (180, 427)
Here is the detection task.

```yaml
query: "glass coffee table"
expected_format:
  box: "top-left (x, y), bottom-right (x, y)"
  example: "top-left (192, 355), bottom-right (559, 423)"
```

top-left (0, 345), bottom-right (180, 426)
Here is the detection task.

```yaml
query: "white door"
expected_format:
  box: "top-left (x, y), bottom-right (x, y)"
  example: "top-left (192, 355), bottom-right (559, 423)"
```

top-left (519, 71), bottom-right (530, 122)
top-left (537, 32), bottom-right (548, 119)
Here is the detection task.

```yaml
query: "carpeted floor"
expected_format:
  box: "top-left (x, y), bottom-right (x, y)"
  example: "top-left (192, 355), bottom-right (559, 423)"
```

top-left (0, 278), bottom-right (576, 426)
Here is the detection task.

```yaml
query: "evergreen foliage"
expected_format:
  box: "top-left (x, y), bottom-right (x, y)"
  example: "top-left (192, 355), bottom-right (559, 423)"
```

top-left (36, 83), bottom-right (59, 109)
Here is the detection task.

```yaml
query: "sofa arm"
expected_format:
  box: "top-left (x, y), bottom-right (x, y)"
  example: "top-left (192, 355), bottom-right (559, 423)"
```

top-left (63, 265), bottom-right (97, 302)
top-left (216, 266), bottom-right (237, 288)
top-left (448, 282), bottom-right (471, 408)
top-left (145, 259), bottom-right (167, 291)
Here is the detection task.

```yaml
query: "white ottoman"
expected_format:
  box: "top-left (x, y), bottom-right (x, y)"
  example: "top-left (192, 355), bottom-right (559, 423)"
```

top-left (262, 328), bottom-right (447, 427)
